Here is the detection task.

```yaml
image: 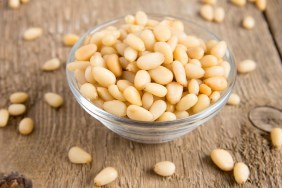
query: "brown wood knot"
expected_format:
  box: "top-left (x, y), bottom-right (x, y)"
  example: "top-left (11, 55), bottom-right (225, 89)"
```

top-left (249, 106), bottom-right (282, 132)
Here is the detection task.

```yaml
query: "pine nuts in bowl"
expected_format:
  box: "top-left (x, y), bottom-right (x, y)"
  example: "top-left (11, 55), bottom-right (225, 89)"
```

top-left (66, 12), bottom-right (236, 143)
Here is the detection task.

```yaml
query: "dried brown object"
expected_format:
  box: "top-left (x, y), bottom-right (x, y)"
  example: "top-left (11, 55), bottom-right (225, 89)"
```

top-left (0, 172), bottom-right (32, 188)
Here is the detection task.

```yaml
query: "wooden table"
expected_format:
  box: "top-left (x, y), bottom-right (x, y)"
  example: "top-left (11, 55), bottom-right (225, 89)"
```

top-left (0, 0), bottom-right (282, 187)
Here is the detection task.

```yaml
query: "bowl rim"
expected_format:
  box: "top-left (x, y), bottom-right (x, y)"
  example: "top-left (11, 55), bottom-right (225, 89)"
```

top-left (66, 13), bottom-right (237, 128)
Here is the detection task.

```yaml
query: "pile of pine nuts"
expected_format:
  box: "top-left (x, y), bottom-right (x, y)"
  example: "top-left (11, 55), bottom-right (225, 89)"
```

top-left (68, 12), bottom-right (231, 122)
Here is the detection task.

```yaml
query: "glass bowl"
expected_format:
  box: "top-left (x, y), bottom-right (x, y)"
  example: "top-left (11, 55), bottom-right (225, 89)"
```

top-left (66, 14), bottom-right (236, 144)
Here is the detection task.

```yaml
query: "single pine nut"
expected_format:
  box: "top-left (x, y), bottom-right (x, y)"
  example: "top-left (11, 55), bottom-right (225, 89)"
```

top-left (242, 16), bottom-right (255, 29)
top-left (0, 109), bottom-right (9, 127)
top-left (75, 69), bottom-right (87, 85)
top-left (206, 40), bottom-right (218, 54)
top-left (149, 100), bottom-right (167, 120)
top-left (166, 102), bottom-right (175, 112)
top-left (187, 47), bottom-right (205, 59)
top-left (233, 162), bottom-right (250, 184)
top-left (10, 92), bottom-right (29, 103)
top-left (201, 0), bottom-right (217, 4)
top-left (153, 24), bottom-right (171, 42)
top-left (126, 62), bottom-right (139, 73)
top-left (166, 82), bottom-right (183, 105)
top-left (100, 46), bottom-right (117, 56)
top-left (117, 80), bottom-right (133, 92)
top-left (124, 34), bottom-right (145, 51)
top-left (237, 60), bottom-right (256, 73)
top-left (188, 79), bottom-right (200, 95)
top-left (125, 15), bottom-right (135, 24)
top-left (119, 57), bottom-right (129, 69)
top-left (179, 35), bottom-right (201, 49)
top-left (84, 66), bottom-right (96, 84)
top-left (94, 167), bottom-right (118, 187)
top-left (67, 61), bottom-right (90, 71)
top-left (172, 61), bottom-right (188, 86)
top-left (129, 25), bottom-right (144, 33)
top-left (44, 92), bottom-right (64, 108)
top-left (157, 112), bottom-right (176, 122)
top-left (123, 86), bottom-right (142, 106)
top-left (256, 0), bottom-right (266, 11)
top-left (220, 61), bottom-right (231, 78)
top-left (199, 84), bottom-right (212, 96)
top-left (185, 63), bottom-right (205, 79)
top-left (80, 83), bottom-right (98, 100)
top-left (63, 34), bottom-right (79, 46)
top-left (210, 41), bottom-right (227, 58)
top-left (189, 59), bottom-right (202, 67)
top-left (134, 70), bottom-right (151, 90)
top-left (175, 111), bottom-right (189, 119)
top-left (92, 67), bottom-right (116, 87)
top-left (136, 11), bottom-right (148, 26)
top-left (92, 98), bottom-right (104, 108)
top-left (204, 77), bottom-right (227, 91)
top-left (102, 34), bottom-right (117, 46)
top-left (154, 42), bottom-right (173, 64)
top-left (105, 54), bottom-right (122, 77)
top-left (270, 128), bottom-right (282, 149)
top-left (171, 20), bottom-right (184, 31)
top-left (42, 58), bottom-right (61, 71)
top-left (103, 100), bottom-right (127, 117)
top-left (18, 117), bottom-right (34, 135)
top-left (176, 94), bottom-right (198, 111)
top-left (204, 66), bottom-right (225, 78)
top-left (90, 53), bottom-right (106, 68)
top-left (144, 83), bottom-right (167, 97)
top-left (149, 66), bottom-right (173, 85)
top-left (23, 27), bottom-right (43, 41)
top-left (192, 94), bottom-right (210, 113)
top-left (122, 71), bottom-right (135, 83)
top-left (154, 161), bottom-right (176, 176)
top-left (127, 105), bottom-right (153, 121)
top-left (9, 0), bottom-right (20, 9)
top-left (147, 19), bottom-right (159, 27)
top-left (68, 146), bottom-right (92, 164)
top-left (97, 87), bottom-right (114, 101)
top-left (210, 149), bottom-right (234, 171)
top-left (8, 104), bottom-right (26, 116)
top-left (200, 4), bottom-right (214, 21)
top-left (210, 91), bottom-right (221, 103)
top-left (173, 45), bottom-right (189, 65)
top-left (167, 36), bottom-right (178, 52)
top-left (115, 42), bottom-right (127, 56)
top-left (231, 0), bottom-right (246, 6)
top-left (142, 92), bottom-right (154, 110)
top-left (140, 29), bottom-right (156, 51)
top-left (227, 93), bottom-right (240, 105)
top-left (136, 52), bottom-right (164, 70)
top-left (75, 44), bottom-right (97, 61)
top-left (108, 85), bottom-right (126, 101)
top-left (214, 7), bottom-right (225, 23)
top-left (124, 47), bottom-right (138, 62)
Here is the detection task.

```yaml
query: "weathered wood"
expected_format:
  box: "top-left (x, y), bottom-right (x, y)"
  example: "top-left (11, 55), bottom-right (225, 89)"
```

top-left (0, 0), bottom-right (282, 187)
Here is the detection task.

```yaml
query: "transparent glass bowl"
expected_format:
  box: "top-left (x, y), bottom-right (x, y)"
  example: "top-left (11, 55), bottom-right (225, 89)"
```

top-left (66, 14), bottom-right (236, 144)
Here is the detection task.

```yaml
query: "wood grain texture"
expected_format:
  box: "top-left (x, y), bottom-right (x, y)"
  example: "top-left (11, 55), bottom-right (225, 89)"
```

top-left (0, 0), bottom-right (282, 187)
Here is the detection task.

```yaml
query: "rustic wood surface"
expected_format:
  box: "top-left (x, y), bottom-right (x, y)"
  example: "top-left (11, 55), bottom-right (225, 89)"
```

top-left (0, 0), bottom-right (282, 187)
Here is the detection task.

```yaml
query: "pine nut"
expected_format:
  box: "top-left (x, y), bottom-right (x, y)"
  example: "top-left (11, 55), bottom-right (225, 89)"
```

top-left (105, 54), bottom-right (122, 77)
top-left (179, 35), bottom-right (201, 48)
top-left (8, 104), bottom-right (26, 116)
top-left (20, 0), bottom-right (30, 4)
top-left (68, 146), bottom-right (92, 164)
top-left (157, 112), bottom-right (176, 122)
top-left (220, 61), bottom-right (231, 78)
top-left (231, 0), bottom-right (246, 6)
top-left (63, 34), bottom-right (79, 46)
top-left (127, 105), bottom-right (153, 121)
top-left (227, 93), bottom-right (240, 105)
top-left (206, 40), bottom-right (218, 54)
top-left (210, 149), bottom-right (234, 171)
top-left (188, 79), bottom-right (200, 95)
top-left (122, 71), bottom-right (135, 83)
top-left (97, 87), bottom-right (114, 101)
top-left (92, 98), bottom-right (104, 108)
top-left (200, 4), bottom-right (214, 21)
top-left (176, 94), bottom-right (198, 111)
top-left (149, 100), bottom-right (167, 120)
top-left (172, 61), bottom-right (188, 86)
top-left (142, 92), bottom-right (154, 110)
top-left (185, 63), bottom-right (205, 79)
top-left (199, 84), bottom-right (212, 96)
top-left (80, 83), bottom-right (98, 100)
top-left (201, 0), bottom-right (217, 4)
top-left (0, 109), bottom-right (9, 127)
top-left (18, 117), bottom-right (34, 135)
top-left (101, 46), bottom-right (117, 56)
top-left (144, 83), bottom-right (167, 97)
top-left (167, 36), bottom-right (178, 52)
top-left (256, 0), bottom-right (266, 11)
top-left (103, 100), bottom-right (127, 117)
top-left (154, 42), bottom-right (173, 64)
top-left (237, 60), bottom-right (256, 73)
top-left (242, 16), bottom-right (255, 29)
top-left (102, 34), bottom-right (117, 46)
top-left (154, 161), bottom-right (175, 176)
top-left (166, 102), bottom-right (175, 112)
top-left (166, 82), bottom-right (183, 105)
top-left (94, 167), bottom-right (118, 187)
top-left (233, 162), bottom-right (250, 184)
top-left (44, 92), bottom-right (64, 108)
top-left (214, 7), bottom-right (225, 23)
top-left (84, 66), bottom-right (96, 84)
top-left (192, 94), bottom-right (210, 113)
top-left (210, 41), bottom-right (227, 58)
top-left (136, 11), bottom-right (148, 26)
top-left (119, 57), bottom-right (130, 69)
top-left (140, 29), bottom-right (156, 51)
top-left (149, 66), bottom-right (173, 85)
top-left (125, 15), bottom-right (135, 24)
top-left (92, 67), bottom-right (116, 87)
top-left (23, 27), bottom-right (43, 41)
top-left (108, 85), bottom-right (126, 101)
top-left (10, 92), bottom-right (29, 104)
top-left (210, 91), bottom-right (221, 103)
top-left (175, 111), bottom-right (189, 119)
top-left (153, 24), bottom-right (171, 42)
top-left (75, 69), bottom-right (87, 85)
top-left (75, 44), bottom-right (97, 61)
top-left (187, 47), bottom-right (205, 59)
top-left (136, 52), bottom-right (164, 70)
top-left (189, 59), bottom-right (202, 67)
top-left (123, 86), bottom-right (142, 106)
top-left (124, 47), bottom-right (138, 62)
top-left (134, 70), bottom-right (151, 90)
top-left (115, 42), bottom-right (127, 56)
top-left (125, 34), bottom-right (145, 51)
top-left (42, 58), bottom-right (61, 71)
top-left (270, 128), bottom-right (282, 149)
top-left (204, 77), bottom-right (227, 91)
top-left (67, 61), bottom-right (90, 71)
top-left (117, 80), bottom-right (133, 92)
top-left (173, 45), bottom-right (189, 65)
top-left (9, 0), bottom-right (20, 9)
top-left (204, 66), bottom-right (225, 78)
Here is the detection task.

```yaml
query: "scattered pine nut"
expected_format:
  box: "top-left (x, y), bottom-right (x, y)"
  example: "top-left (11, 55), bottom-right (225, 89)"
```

top-left (63, 34), bottom-right (79, 46)
top-left (18, 117), bottom-right (34, 135)
top-left (8, 104), bottom-right (26, 116)
top-left (270, 128), bottom-right (282, 149)
top-left (237, 60), bottom-right (256, 73)
top-left (256, 0), bottom-right (266, 11)
top-left (23, 27), bottom-right (43, 41)
top-left (201, 0), bottom-right (217, 5)
top-left (210, 149), bottom-right (234, 171)
top-left (9, 92), bottom-right (29, 104)
top-left (214, 7), bottom-right (225, 23)
top-left (94, 167), bottom-right (118, 187)
top-left (68, 146), bottom-right (92, 164)
top-left (44, 92), bottom-right (64, 108)
top-left (9, 0), bottom-right (20, 9)
top-left (42, 58), bottom-right (61, 71)
top-left (231, 0), bottom-right (246, 7)
top-left (227, 93), bottom-right (240, 105)
top-left (154, 161), bottom-right (176, 176)
top-left (200, 5), bottom-right (214, 21)
top-left (233, 162), bottom-right (250, 184)
top-left (0, 109), bottom-right (9, 127)
top-left (242, 16), bottom-right (255, 30)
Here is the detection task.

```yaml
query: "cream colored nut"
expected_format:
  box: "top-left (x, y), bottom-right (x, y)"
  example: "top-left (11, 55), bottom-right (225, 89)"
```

top-left (124, 47), bottom-right (138, 62)
top-left (192, 94), bottom-right (210, 113)
top-left (125, 34), bottom-right (145, 51)
top-left (136, 52), bottom-right (164, 70)
top-left (42, 58), bottom-right (61, 71)
top-left (179, 35), bottom-right (201, 49)
top-left (75, 44), bottom-right (97, 61)
top-left (172, 61), bottom-right (188, 86)
top-left (201, 0), bottom-right (217, 4)
top-left (166, 102), bottom-right (175, 112)
top-left (174, 111), bottom-right (189, 119)
top-left (115, 42), bottom-right (127, 56)
top-left (102, 34), bottom-right (117, 46)
top-left (134, 70), bottom-right (151, 90)
top-left (188, 79), bottom-right (200, 95)
top-left (185, 63), bottom-right (205, 79)
top-left (187, 47), bottom-right (204, 60)
top-left (214, 7), bottom-right (225, 23)
top-left (154, 42), bottom-right (173, 64)
top-left (136, 11), bottom-right (148, 26)
top-left (140, 29), bottom-right (156, 51)
top-left (23, 27), bottom-right (43, 41)
top-left (210, 91), bottom-right (221, 103)
top-left (67, 61), bottom-right (90, 71)
top-left (105, 54), bottom-right (122, 77)
top-left (97, 87), bottom-right (114, 101)
top-left (166, 82), bottom-right (183, 105)
top-left (149, 66), bottom-right (173, 85)
top-left (154, 161), bottom-right (176, 176)
top-left (206, 40), bottom-right (218, 54)
top-left (242, 16), bottom-right (255, 29)
top-left (204, 66), bottom-right (225, 78)
top-left (234, 162), bottom-right (250, 184)
top-left (157, 112), bottom-right (176, 122)
top-left (147, 19), bottom-right (159, 27)
top-left (210, 149), bottom-right (234, 171)
top-left (94, 167), bottom-right (118, 187)
top-left (117, 80), bottom-right (133, 92)
top-left (144, 83), bottom-right (167, 97)
top-left (176, 94), bottom-right (198, 111)
top-left (210, 41), bottom-right (227, 58)
top-left (80, 83), bottom-right (98, 100)
top-left (119, 57), bottom-right (130, 69)
top-left (167, 36), bottom-right (178, 52)
top-left (63, 34), bottom-right (79, 46)
top-left (237, 60), bottom-right (256, 73)
top-left (8, 104), bottom-right (26, 116)
top-left (129, 25), bottom-right (143, 33)
top-left (142, 92), bottom-right (154, 110)
top-left (92, 98), bottom-right (104, 109)
top-left (200, 4), bottom-right (214, 21)
top-left (103, 100), bottom-right (127, 117)
top-left (44, 92), bottom-right (63, 108)
top-left (227, 93), bottom-right (240, 105)
top-left (153, 24), bottom-right (171, 42)
top-left (149, 100), bottom-right (167, 120)
top-left (122, 71), bottom-right (135, 83)
top-left (256, 0), bottom-right (266, 11)
top-left (231, 0), bottom-right (246, 6)
top-left (75, 69), bottom-right (87, 85)
top-left (108, 85), bottom-right (126, 101)
top-left (204, 77), bottom-right (227, 91)
top-left (271, 128), bottom-right (282, 149)
top-left (18, 117), bottom-right (34, 135)
top-left (84, 66), bottom-right (96, 84)
top-left (0, 109), bottom-right (9, 127)
top-left (100, 46), bottom-right (117, 56)
top-left (220, 61), bottom-right (231, 78)
top-left (123, 86), bottom-right (142, 106)
top-left (68, 146), bottom-right (92, 164)
top-left (10, 92), bottom-right (29, 103)
top-left (9, 0), bottom-right (20, 9)
top-left (90, 53), bottom-right (106, 68)
top-left (171, 20), bottom-right (184, 32)
top-left (127, 105), bottom-right (153, 121)
top-left (200, 55), bottom-right (218, 68)
top-left (199, 84), bottom-right (212, 96)
top-left (92, 67), bottom-right (116, 87)
top-left (189, 59), bottom-right (202, 67)
top-left (126, 62), bottom-right (139, 73)
top-left (173, 46), bottom-right (189, 65)
top-left (125, 15), bottom-right (135, 24)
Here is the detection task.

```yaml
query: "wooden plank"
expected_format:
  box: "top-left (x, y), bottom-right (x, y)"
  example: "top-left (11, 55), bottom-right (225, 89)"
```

top-left (0, 0), bottom-right (282, 187)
